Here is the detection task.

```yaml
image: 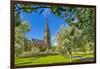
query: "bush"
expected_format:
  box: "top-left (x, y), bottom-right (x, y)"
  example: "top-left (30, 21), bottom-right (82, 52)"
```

top-left (15, 44), bottom-right (24, 57)
top-left (19, 51), bottom-right (31, 58)
top-left (18, 47), bottom-right (40, 57)
top-left (30, 47), bottom-right (40, 57)
top-left (39, 49), bottom-right (59, 56)
top-left (18, 48), bottom-right (59, 58)
top-left (86, 42), bottom-right (94, 53)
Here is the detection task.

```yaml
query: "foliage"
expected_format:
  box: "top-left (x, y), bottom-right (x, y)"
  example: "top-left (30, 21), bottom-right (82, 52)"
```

top-left (15, 3), bottom-right (95, 43)
top-left (15, 21), bottom-right (31, 57)
top-left (15, 43), bottom-right (24, 57)
top-left (50, 45), bottom-right (57, 52)
top-left (30, 47), bottom-right (40, 56)
top-left (75, 8), bottom-right (95, 42)
top-left (15, 4), bottom-right (95, 42)
top-left (19, 51), bottom-right (31, 58)
top-left (24, 39), bottom-right (33, 51)
top-left (56, 24), bottom-right (91, 62)
top-left (18, 47), bottom-right (40, 58)
top-left (86, 42), bottom-right (94, 53)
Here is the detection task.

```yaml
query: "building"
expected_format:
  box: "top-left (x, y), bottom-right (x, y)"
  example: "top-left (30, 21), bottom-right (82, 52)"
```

top-left (32, 19), bottom-right (51, 49)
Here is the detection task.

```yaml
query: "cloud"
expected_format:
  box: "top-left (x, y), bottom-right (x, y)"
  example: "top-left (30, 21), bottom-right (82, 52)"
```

top-left (51, 36), bottom-right (58, 46)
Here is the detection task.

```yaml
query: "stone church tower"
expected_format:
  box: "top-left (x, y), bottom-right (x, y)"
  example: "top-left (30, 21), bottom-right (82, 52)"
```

top-left (32, 19), bottom-right (51, 50)
top-left (44, 19), bottom-right (51, 48)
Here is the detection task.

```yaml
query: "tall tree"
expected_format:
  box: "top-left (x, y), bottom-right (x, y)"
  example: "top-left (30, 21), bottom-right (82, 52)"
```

top-left (15, 21), bottom-right (31, 57)
top-left (56, 25), bottom-right (83, 62)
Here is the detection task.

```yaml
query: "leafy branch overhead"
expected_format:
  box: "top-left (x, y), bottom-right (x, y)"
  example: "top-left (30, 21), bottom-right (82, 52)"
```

top-left (15, 4), bottom-right (75, 26)
top-left (15, 3), bottom-right (95, 41)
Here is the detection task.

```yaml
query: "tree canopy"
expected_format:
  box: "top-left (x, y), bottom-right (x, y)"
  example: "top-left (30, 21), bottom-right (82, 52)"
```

top-left (14, 3), bottom-right (95, 58)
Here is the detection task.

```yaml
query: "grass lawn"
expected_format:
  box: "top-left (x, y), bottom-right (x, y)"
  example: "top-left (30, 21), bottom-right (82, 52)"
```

top-left (15, 54), bottom-right (94, 66)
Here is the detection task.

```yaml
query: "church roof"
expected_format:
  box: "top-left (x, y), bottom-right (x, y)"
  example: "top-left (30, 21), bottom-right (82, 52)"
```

top-left (32, 39), bottom-right (44, 45)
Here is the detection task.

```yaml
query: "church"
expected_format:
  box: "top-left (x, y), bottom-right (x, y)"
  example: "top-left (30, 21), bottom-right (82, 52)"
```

top-left (32, 19), bottom-right (51, 50)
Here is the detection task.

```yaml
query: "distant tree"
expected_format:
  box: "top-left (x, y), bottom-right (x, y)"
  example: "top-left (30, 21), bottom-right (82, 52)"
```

top-left (24, 39), bottom-right (33, 52)
top-left (30, 47), bottom-right (40, 57)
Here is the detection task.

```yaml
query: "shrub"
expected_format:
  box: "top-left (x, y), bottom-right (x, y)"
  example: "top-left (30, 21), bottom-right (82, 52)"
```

top-left (15, 44), bottom-right (24, 57)
top-left (19, 51), bottom-right (31, 58)
top-left (39, 49), bottom-right (59, 56)
top-left (30, 47), bottom-right (40, 57)
top-left (18, 48), bottom-right (59, 58)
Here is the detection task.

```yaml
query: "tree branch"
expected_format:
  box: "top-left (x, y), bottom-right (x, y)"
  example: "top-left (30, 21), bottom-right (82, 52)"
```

top-left (16, 6), bottom-right (51, 11)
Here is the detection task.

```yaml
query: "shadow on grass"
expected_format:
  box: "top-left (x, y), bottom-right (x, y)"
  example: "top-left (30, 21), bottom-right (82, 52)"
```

top-left (78, 57), bottom-right (95, 61)
top-left (72, 57), bottom-right (95, 62)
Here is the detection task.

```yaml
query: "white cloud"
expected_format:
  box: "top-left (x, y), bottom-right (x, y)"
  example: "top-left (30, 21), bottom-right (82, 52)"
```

top-left (51, 36), bottom-right (58, 46)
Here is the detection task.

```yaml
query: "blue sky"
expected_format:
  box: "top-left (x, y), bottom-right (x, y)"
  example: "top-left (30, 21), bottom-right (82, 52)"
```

top-left (20, 8), bottom-right (66, 45)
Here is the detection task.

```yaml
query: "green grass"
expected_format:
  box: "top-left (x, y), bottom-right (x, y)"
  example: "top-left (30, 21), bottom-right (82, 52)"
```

top-left (15, 54), bottom-right (94, 66)
top-left (15, 55), bottom-right (68, 66)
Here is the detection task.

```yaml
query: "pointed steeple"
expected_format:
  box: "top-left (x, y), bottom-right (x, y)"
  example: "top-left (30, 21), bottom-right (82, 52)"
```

top-left (44, 18), bottom-right (51, 48)
top-left (45, 18), bottom-right (49, 32)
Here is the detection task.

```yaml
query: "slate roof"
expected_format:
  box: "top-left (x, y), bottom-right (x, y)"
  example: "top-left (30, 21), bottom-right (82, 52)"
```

top-left (32, 39), bottom-right (44, 46)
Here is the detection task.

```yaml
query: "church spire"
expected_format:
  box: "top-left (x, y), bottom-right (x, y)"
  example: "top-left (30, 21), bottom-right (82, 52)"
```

top-left (45, 18), bottom-right (49, 32)
top-left (44, 18), bottom-right (51, 48)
